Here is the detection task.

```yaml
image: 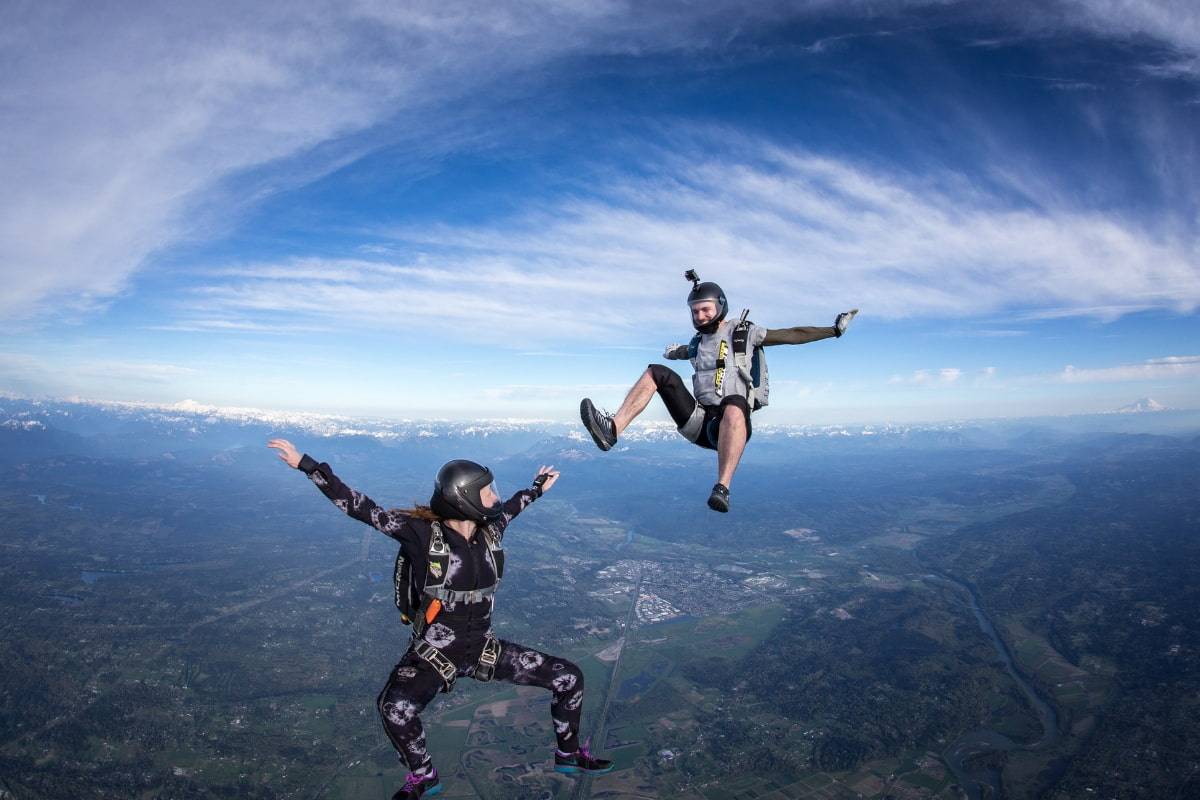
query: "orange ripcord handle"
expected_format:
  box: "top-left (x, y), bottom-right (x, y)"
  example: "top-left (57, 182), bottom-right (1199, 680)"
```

top-left (424, 599), bottom-right (442, 625)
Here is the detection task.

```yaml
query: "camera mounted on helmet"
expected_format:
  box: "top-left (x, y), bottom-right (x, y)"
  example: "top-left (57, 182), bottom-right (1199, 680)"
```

top-left (683, 268), bottom-right (728, 334)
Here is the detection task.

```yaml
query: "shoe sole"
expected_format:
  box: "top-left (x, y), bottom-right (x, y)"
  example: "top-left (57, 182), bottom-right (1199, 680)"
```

top-left (579, 399), bottom-right (614, 452)
top-left (425, 783), bottom-right (443, 796)
top-left (555, 765), bottom-right (615, 775)
top-left (707, 495), bottom-right (729, 513)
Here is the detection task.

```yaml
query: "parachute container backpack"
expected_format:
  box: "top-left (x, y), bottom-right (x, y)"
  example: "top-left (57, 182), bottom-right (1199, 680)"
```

top-left (392, 521), bottom-right (505, 631)
top-left (393, 459), bottom-right (506, 629)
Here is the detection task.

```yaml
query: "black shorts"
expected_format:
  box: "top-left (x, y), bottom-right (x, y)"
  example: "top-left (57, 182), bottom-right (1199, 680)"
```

top-left (647, 364), bottom-right (752, 451)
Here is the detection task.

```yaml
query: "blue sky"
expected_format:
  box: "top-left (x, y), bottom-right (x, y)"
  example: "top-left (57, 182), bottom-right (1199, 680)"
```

top-left (2, 1), bottom-right (1198, 423)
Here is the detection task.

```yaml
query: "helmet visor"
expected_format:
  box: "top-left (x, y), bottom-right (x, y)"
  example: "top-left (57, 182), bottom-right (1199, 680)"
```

top-left (477, 479), bottom-right (501, 512)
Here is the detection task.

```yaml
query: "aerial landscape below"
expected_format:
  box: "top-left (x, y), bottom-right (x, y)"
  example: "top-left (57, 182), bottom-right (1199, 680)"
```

top-left (3, 2), bottom-right (1199, 798)
top-left (2, 398), bottom-right (1197, 799)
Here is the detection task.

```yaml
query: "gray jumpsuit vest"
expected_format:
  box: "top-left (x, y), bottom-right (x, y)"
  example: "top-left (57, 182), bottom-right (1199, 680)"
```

top-left (677, 319), bottom-right (769, 442)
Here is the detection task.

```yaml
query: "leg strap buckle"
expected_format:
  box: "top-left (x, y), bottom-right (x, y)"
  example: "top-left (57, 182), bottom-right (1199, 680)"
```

top-left (474, 635), bottom-right (501, 682)
top-left (413, 640), bottom-right (457, 692)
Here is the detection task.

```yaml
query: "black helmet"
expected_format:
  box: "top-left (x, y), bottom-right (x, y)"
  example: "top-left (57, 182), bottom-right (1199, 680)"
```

top-left (429, 459), bottom-right (502, 524)
top-left (684, 269), bottom-right (728, 333)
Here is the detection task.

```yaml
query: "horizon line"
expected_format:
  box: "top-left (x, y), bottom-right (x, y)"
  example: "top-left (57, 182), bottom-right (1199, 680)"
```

top-left (2, 390), bottom-right (1193, 432)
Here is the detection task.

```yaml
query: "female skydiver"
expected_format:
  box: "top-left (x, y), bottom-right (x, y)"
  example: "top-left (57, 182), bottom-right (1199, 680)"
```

top-left (266, 438), bottom-right (612, 800)
top-left (580, 271), bottom-right (857, 514)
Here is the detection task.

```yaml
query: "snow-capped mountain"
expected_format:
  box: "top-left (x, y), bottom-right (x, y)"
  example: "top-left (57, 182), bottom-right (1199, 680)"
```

top-left (2, 395), bottom-right (1194, 466)
top-left (1114, 398), bottom-right (1167, 414)
top-left (1, 396), bottom-right (965, 444)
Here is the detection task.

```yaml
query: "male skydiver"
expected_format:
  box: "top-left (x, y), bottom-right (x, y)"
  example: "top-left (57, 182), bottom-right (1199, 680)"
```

top-left (580, 270), bottom-right (857, 513)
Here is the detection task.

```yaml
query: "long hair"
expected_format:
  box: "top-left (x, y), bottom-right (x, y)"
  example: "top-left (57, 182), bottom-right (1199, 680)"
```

top-left (398, 504), bottom-right (441, 522)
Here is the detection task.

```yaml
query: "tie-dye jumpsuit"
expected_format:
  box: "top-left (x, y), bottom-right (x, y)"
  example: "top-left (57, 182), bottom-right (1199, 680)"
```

top-left (298, 456), bottom-right (586, 774)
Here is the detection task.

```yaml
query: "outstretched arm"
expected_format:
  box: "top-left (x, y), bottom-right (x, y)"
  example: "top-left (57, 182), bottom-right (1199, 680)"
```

top-left (763, 309), bottom-right (858, 346)
top-left (267, 438), bottom-right (410, 539)
top-left (492, 465), bottom-right (559, 538)
top-left (762, 325), bottom-right (837, 346)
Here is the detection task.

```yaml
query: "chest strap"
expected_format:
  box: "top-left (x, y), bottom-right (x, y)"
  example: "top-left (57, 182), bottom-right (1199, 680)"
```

top-left (424, 585), bottom-right (497, 604)
top-left (422, 524), bottom-right (503, 605)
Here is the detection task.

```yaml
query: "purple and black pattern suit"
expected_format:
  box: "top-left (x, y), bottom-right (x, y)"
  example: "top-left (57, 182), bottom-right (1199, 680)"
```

top-left (298, 456), bottom-right (585, 774)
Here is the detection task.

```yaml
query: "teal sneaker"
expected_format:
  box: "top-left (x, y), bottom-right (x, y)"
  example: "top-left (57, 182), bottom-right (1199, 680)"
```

top-left (392, 767), bottom-right (442, 799)
top-left (554, 742), bottom-right (613, 775)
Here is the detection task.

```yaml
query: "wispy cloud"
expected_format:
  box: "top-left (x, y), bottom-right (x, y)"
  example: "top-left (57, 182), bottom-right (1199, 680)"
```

top-left (0, 352), bottom-right (198, 396)
top-left (889, 367), bottom-right (963, 386)
top-left (5, 0), bottom-right (1200, 328)
top-left (174, 136), bottom-right (1199, 341)
top-left (1004, 73), bottom-right (1099, 92)
top-left (3, 0), bottom-right (923, 323)
top-left (939, 327), bottom-right (1030, 338)
top-left (1057, 1), bottom-right (1200, 62)
top-left (1056, 354), bottom-right (1200, 383)
top-left (76, 361), bottom-right (199, 383)
top-left (1138, 56), bottom-right (1200, 80)
top-left (143, 318), bottom-right (332, 334)
top-left (479, 383), bottom-right (631, 402)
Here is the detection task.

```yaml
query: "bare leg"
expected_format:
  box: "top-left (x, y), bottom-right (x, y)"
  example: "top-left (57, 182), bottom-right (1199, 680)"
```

top-left (612, 368), bottom-right (658, 436)
top-left (716, 405), bottom-right (748, 487)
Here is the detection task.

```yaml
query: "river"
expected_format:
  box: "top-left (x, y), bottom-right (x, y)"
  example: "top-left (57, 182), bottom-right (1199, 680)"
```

top-left (923, 574), bottom-right (1060, 800)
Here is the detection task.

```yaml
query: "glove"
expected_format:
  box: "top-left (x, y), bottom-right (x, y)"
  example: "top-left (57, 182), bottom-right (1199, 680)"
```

top-left (834, 309), bottom-right (858, 338)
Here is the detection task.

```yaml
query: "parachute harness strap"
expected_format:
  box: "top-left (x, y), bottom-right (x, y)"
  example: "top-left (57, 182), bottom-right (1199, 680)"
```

top-left (424, 522), bottom-right (450, 590)
top-left (413, 640), bottom-right (457, 692)
top-left (474, 635), bottom-right (502, 682)
top-left (711, 309), bottom-right (751, 398)
top-left (713, 339), bottom-right (729, 392)
top-left (425, 584), bottom-right (497, 603)
top-left (429, 523), bottom-right (449, 557)
top-left (424, 522), bottom-right (502, 604)
top-left (483, 524), bottom-right (504, 585)
top-left (732, 309), bottom-right (754, 406)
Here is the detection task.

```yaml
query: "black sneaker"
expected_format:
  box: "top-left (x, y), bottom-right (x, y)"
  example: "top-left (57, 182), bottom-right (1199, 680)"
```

top-left (392, 767), bottom-right (442, 799)
top-left (579, 398), bottom-right (617, 451)
top-left (707, 483), bottom-right (730, 513)
top-left (554, 743), bottom-right (614, 775)
top-left (834, 308), bottom-right (858, 337)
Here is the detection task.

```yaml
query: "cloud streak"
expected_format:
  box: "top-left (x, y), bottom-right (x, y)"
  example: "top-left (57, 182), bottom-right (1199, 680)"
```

top-left (1058, 1), bottom-right (1200, 61)
top-left (3, 0), bottom-right (910, 322)
top-left (5, 0), bottom-right (1200, 326)
top-left (889, 367), bottom-right (964, 386)
top-left (177, 138), bottom-right (1200, 341)
top-left (1057, 354), bottom-right (1200, 383)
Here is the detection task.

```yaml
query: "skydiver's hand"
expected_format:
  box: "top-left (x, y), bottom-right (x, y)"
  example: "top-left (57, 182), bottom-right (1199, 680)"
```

top-left (663, 343), bottom-right (683, 359)
top-left (834, 309), bottom-right (859, 338)
top-left (267, 438), bottom-right (302, 469)
top-left (533, 465), bottom-right (560, 494)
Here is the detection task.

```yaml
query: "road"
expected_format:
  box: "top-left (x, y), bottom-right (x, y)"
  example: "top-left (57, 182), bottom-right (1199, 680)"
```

top-left (571, 564), bottom-right (645, 800)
